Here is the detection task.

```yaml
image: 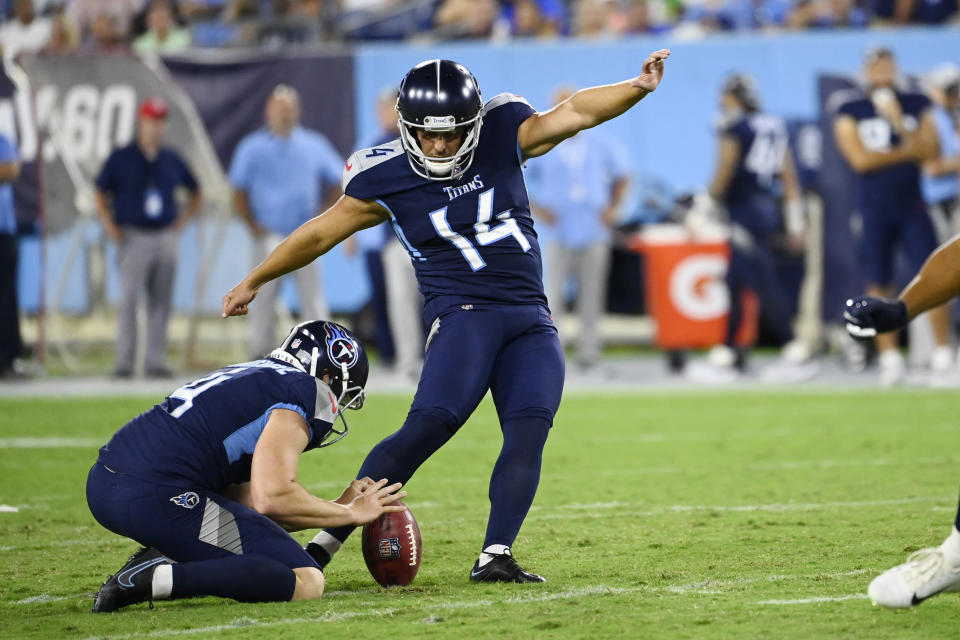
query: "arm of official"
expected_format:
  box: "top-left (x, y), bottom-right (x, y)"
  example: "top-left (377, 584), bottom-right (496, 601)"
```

top-left (833, 114), bottom-right (918, 173)
top-left (249, 408), bottom-right (406, 532)
top-left (517, 49), bottom-right (670, 159)
top-left (222, 195), bottom-right (389, 317)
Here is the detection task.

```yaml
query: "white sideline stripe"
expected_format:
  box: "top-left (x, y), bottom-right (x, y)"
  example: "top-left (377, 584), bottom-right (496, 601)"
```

top-left (661, 569), bottom-right (868, 594)
top-left (0, 437), bottom-right (101, 448)
top-left (0, 538), bottom-right (120, 552)
top-left (11, 592), bottom-right (91, 604)
top-left (757, 594), bottom-right (869, 605)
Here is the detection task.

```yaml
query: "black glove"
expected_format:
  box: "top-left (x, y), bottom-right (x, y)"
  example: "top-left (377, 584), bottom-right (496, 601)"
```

top-left (843, 297), bottom-right (908, 339)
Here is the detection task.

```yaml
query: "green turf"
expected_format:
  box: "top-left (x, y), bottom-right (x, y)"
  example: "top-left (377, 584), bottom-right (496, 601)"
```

top-left (1, 389), bottom-right (959, 639)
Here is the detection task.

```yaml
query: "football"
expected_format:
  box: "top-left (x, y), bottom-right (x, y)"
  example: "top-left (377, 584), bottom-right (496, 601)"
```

top-left (361, 502), bottom-right (422, 587)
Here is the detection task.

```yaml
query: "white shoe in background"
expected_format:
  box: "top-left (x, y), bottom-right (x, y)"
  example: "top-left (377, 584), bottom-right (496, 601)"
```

top-left (878, 349), bottom-right (906, 387)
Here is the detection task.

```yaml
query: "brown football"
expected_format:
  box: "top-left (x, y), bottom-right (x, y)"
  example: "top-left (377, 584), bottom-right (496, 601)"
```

top-left (361, 502), bottom-right (422, 587)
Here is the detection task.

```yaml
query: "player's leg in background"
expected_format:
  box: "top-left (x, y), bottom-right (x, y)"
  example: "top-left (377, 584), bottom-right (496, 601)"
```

top-left (310, 306), bottom-right (504, 561)
top-left (383, 239), bottom-right (422, 377)
top-left (546, 242), bottom-right (571, 348)
top-left (900, 208), bottom-right (952, 367)
top-left (751, 244), bottom-right (795, 346)
top-left (86, 461), bottom-right (321, 611)
top-left (247, 234), bottom-right (282, 359)
top-left (144, 227), bottom-right (178, 374)
top-left (113, 229), bottom-right (152, 376)
top-left (0, 232), bottom-right (22, 373)
top-left (860, 211), bottom-right (904, 379)
top-left (575, 241), bottom-right (611, 369)
top-left (364, 248), bottom-right (395, 366)
top-left (485, 306), bottom-right (565, 551)
top-left (293, 252), bottom-right (330, 322)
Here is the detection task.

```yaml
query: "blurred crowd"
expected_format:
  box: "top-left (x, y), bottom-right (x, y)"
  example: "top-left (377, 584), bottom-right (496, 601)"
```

top-left (0, 0), bottom-right (956, 57)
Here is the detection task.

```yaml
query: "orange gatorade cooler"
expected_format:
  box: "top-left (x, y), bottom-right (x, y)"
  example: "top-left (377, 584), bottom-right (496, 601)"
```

top-left (629, 225), bottom-right (757, 350)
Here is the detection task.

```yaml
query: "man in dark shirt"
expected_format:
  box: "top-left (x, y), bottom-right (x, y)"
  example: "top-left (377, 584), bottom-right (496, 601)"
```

top-left (95, 97), bottom-right (201, 378)
top-left (833, 47), bottom-right (945, 386)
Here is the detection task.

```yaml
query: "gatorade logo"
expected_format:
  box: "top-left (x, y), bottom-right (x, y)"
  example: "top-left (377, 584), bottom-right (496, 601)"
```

top-left (668, 255), bottom-right (729, 321)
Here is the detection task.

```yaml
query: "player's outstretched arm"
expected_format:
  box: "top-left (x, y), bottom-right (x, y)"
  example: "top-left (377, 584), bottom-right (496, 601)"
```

top-left (222, 195), bottom-right (389, 317)
top-left (249, 409), bottom-right (406, 531)
top-left (518, 49), bottom-right (670, 159)
top-left (845, 235), bottom-right (960, 338)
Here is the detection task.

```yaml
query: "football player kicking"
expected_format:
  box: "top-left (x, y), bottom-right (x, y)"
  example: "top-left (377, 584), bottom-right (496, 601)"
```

top-left (223, 52), bottom-right (670, 583)
top-left (86, 321), bottom-right (406, 612)
top-left (845, 235), bottom-right (960, 607)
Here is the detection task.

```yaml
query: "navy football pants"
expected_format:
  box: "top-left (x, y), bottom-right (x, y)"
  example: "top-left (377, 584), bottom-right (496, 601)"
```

top-left (859, 206), bottom-right (937, 287)
top-left (86, 462), bottom-right (318, 571)
top-left (329, 303), bottom-right (565, 550)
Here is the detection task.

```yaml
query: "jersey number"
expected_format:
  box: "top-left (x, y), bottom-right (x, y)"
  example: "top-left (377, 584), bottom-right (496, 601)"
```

top-left (168, 371), bottom-right (233, 418)
top-left (428, 188), bottom-right (531, 271)
top-left (743, 133), bottom-right (786, 184)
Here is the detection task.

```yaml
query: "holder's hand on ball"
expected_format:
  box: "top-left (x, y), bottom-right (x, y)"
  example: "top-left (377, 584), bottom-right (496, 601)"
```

top-left (336, 477), bottom-right (376, 505)
top-left (348, 478), bottom-right (407, 525)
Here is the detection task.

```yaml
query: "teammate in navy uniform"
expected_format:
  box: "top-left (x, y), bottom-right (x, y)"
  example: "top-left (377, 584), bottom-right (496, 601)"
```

top-left (844, 236), bottom-right (960, 607)
top-left (86, 321), bottom-right (406, 612)
top-left (695, 73), bottom-right (805, 374)
top-left (223, 51), bottom-right (671, 582)
top-left (833, 47), bottom-right (946, 385)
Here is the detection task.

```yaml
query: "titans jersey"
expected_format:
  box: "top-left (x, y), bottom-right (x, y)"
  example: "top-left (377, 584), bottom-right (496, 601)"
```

top-left (836, 90), bottom-right (930, 214)
top-left (98, 359), bottom-right (337, 492)
top-left (722, 112), bottom-right (789, 237)
top-left (343, 94), bottom-right (545, 320)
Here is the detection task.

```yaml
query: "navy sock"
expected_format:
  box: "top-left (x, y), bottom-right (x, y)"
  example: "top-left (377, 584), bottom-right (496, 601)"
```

top-left (170, 554), bottom-right (296, 602)
top-left (483, 416), bottom-right (551, 549)
top-left (324, 410), bottom-right (458, 544)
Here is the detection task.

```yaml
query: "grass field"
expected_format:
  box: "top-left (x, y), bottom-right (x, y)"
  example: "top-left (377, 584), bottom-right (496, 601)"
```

top-left (1, 389), bottom-right (959, 639)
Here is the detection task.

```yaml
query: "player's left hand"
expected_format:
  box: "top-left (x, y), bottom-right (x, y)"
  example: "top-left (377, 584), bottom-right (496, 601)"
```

top-left (631, 49), bottom-right (671, 93)
top-left (335, 477), bottom-right (376, 505)
top-left (222, 280), bottom-right (258, 317)
top-left (843, 296), bottom-right (908, 339)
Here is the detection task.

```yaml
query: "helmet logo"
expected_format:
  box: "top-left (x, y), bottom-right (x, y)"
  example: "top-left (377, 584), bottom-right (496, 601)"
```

top-left (423, 115), bottom-right (456, 131)
top-left (325, 324), bottom-right (359, 369)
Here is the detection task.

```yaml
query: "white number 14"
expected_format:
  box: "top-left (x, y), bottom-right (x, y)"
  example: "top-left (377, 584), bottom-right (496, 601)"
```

top-left (429, 187), bottom-right (531, 271)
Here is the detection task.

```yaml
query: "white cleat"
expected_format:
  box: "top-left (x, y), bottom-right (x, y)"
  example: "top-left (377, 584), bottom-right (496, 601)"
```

top-left (868, 547), bottom-right (960, 608)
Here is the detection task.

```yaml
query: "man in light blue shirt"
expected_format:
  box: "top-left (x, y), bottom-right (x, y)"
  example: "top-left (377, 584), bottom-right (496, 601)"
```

top-left (922, 64), bottom-right (960, 243)
top-left (0, 132), bottom-right (21, 378)
top-left (526, 87), bottom-right (632, 369)
top-left (230, 85), bottom-right (343, 358)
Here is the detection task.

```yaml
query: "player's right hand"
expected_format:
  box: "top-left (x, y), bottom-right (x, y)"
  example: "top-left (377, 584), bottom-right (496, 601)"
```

top-left (348, 479), bottom-right (407, 526)
top-left (843, 296), bottom-right (908, 339)
top-left (222, 280), bottom-right (258, 317)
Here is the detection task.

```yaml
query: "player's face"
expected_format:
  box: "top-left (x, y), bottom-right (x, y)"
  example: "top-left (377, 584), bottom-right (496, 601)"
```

top-left (138, 116), bottom-right (166, 146)
top-left (866, 58), bottom-right (896, 88)
top-left (415, 128), bottom-right (465, 158)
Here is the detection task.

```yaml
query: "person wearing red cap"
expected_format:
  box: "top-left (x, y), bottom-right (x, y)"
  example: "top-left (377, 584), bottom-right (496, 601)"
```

top-left (94, 97), bottom-right (201, 378)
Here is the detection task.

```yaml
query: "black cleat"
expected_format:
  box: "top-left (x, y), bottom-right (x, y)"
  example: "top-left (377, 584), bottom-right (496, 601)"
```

top-left (469, 549), bottom-right (546, 583)
top-left (92, 547), bottom-right (170, 613)
top-left (305, 543), bottom-right (331, 572)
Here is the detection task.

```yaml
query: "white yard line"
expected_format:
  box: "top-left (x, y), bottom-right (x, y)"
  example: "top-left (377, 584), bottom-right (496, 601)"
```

top-left (757, 594), bottom-right (870, 605)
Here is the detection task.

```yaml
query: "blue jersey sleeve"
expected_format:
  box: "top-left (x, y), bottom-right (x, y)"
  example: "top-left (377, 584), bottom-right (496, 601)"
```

top-left (341, 139), bottom-right (408, 201)
top-left (483, 93), bottom-right (536, 165)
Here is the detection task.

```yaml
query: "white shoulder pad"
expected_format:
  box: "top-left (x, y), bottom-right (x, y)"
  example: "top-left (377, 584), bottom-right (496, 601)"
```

top-left (341, 138), bottom-right (403, 192)
top-left (483, 93), bottom-right (534, 115)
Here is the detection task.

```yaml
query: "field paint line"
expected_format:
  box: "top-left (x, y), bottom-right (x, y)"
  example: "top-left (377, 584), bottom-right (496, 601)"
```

top-left (0, 504), bottom-right (19, 512)
top-left (757, 594), bottom-right (870, 605)
top-left (10, 592), bottom-right (92, 604)
top-left (86, 585), bottom-right (643, 639)
top-left (0, 437), bottom-right (102, 448)
top-left (521, 496), bottom-right (943, 523)
top-left (0, 538), bottom-right (121, 552)
top-left (659, 569), bottom-right (869, 595)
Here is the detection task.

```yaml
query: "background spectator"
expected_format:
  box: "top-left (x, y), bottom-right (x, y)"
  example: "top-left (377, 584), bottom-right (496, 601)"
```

top-left (68, 0), bottom-right (140, 48)
top-left (527, 86), bottom-right (632, 370)
top-left (922, 62), bottom-right (960, 242)
top-left (94, 97), bottom-right (201, 378)
top-left (228, 85), bottom-right (342, 359)
top-left (0, 0), bottom-right (51, 61)
top-left (134, 0), bottom-right (191, 52)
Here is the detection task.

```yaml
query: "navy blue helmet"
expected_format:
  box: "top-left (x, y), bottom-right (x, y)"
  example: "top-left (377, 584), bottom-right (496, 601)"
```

top-left (396, 59), bottom-right (484, 181)
top-left (268, 320), bottom-right (368, 446)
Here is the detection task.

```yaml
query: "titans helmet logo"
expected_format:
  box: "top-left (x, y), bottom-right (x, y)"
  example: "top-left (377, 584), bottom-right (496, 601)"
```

top-left (324, 323), bottom-right (359, 369)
